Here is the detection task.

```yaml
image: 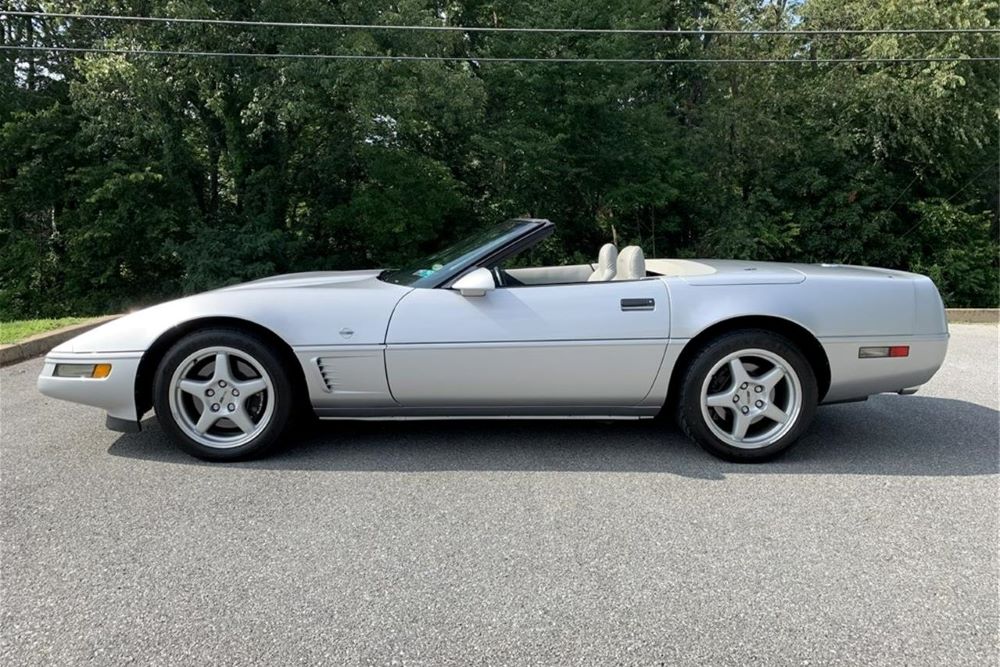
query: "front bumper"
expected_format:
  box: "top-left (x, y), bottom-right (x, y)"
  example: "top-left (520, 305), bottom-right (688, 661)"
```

top-left (37, 352), bottom-right (143, 427)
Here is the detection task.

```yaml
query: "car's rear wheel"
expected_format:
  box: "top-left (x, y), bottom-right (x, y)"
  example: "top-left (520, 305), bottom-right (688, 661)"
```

top-left (153, 329), bottom-right (294, 461)
top-left (676, 330), bottom-right (818, 462)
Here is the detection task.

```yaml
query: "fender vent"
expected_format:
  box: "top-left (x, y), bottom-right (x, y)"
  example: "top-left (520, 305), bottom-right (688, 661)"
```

top-left (312, 350), bottom-right (384, 398)
top-left (315, 358), bottom-right (338, 393)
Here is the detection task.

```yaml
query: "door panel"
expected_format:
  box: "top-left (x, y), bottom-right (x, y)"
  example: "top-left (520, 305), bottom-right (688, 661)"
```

top-left (384, 279), bottom-right (670, 407)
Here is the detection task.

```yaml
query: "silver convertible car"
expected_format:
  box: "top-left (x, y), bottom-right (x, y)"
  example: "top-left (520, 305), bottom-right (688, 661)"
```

top-left (38, 218), bottom-right (949, 462)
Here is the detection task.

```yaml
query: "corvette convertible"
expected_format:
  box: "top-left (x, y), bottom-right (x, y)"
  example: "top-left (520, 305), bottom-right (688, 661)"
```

top-left (38, 218), bottom-right (949, 462)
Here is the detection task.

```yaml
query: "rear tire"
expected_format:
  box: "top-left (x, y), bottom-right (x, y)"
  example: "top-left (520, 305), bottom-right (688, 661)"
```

top-left (676, 329), bottom-right (818, 462)
top-left (153, 329), bottom-right (294, 461)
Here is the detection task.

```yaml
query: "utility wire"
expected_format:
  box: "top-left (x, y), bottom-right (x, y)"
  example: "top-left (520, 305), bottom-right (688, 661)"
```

top-left (885, 172), bottom-right (923, 213)
top-left (898, 161), bottom-right (999, 240)
top-left (3, 10), bottom-right (998, 36)
top-left (2, 45), bottom-right (997, 64)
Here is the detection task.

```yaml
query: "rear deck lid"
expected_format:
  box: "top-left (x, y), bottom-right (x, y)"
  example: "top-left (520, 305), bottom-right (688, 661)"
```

top-left (680, 260), bottom-right (806, 286)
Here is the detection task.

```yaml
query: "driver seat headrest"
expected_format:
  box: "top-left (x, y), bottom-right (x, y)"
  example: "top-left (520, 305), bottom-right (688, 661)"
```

top-left (588, 243), bottom-right (618, 282)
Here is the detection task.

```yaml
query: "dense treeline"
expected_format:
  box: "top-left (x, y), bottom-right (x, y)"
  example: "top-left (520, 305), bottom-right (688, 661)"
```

top-left (1, 0), bottom-right (997, 318)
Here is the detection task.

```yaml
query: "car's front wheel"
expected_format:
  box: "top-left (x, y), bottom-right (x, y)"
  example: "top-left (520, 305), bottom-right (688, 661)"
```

top-left (676, 330), bottom-right (818, 462)
top-left (153, 329), bottom-right (294, 461)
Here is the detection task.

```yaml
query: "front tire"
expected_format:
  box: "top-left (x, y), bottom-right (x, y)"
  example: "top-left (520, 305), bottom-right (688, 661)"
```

top-left (153, 329), bottom-right (294, 461)
top-left (676, 330), bottom-right (818, 462)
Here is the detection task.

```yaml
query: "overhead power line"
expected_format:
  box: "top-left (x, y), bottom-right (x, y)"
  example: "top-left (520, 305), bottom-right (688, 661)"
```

top-left (3, 45), bottom-right (997, 64)
top-left (3, 10), bottom-right (998, 36)
top-left (898, 161), bottom-right (1000, 240)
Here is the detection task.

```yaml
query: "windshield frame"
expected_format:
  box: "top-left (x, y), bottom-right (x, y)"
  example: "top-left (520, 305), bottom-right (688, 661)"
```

top-left (378, 219), bottom-right (552, 289)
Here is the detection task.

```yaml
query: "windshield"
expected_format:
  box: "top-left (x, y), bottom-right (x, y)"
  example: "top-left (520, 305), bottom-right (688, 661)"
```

top-left (379, 219), bottom-right (535, 288)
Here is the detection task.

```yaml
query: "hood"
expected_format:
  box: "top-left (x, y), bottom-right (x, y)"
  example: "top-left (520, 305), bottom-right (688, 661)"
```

top-left (52, 269), bottom-right (405, 353)
top-left (214, 269), bottom-right (383, 291)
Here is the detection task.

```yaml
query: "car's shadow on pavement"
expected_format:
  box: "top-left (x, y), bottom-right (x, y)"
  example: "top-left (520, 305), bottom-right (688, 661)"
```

top-left (107, 395), bottom-right (999, 480)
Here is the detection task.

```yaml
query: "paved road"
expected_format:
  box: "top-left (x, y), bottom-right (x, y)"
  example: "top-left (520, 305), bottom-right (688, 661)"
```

top-left (2, 325), bottom-right (997, 665)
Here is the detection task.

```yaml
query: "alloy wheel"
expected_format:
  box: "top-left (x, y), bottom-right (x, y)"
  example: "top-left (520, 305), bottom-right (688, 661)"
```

top-left (167, 346), bottom-right (275, 449)
top-left (699, 348), bottom-right (803, 450)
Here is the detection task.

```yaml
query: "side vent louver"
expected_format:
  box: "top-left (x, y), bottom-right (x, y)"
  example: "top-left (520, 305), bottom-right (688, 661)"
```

top-left (315, 358), bottom-right (337, 393)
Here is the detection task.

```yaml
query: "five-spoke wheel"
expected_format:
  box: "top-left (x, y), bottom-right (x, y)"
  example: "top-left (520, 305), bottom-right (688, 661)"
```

top-left (153, 330), bottom-right (293, 461)
top-left (700, 349), bottom-right (802, 449)
top-left (677, 330), bottom-right (818, 462)
top-left (169, 347), bottom-right (275, 449)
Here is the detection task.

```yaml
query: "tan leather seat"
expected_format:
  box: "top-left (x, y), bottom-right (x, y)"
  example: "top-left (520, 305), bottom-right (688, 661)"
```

top-left (615, 246), bottom-right (646, 280)
top-left (587, 243), bottom-right (618, 282)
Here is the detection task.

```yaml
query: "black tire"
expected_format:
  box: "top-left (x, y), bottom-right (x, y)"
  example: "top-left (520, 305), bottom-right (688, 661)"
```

top-left (676, 329), bottom-right (818, 462)
top-left (153, 328), bottom-right (295, 462)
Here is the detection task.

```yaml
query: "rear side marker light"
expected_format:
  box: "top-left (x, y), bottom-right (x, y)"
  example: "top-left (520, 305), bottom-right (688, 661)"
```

top-left (53, 363), bottom-right (113, 378)
top-left (858, 346), bottom-right (910, 359)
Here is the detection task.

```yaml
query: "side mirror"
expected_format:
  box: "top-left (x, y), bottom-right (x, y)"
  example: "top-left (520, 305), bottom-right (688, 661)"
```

top-left (452, 267), bottom-right (495, 297)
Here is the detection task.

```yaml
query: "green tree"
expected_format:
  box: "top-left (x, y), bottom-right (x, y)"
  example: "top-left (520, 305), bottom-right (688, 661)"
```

top-left (1, 0), bottom-right (996, 318)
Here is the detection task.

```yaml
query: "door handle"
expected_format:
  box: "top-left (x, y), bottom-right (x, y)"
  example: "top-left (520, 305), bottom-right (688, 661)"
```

top-left (621, 298), bottom-right (655, 311)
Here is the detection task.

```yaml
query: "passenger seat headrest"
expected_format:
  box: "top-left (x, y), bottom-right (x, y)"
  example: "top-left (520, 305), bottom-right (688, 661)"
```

top-left (616, 246), bottom-right (646, 280)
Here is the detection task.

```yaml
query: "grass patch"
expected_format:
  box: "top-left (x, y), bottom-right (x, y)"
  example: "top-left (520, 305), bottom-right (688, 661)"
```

top-left (0, 317), bottom-right (96, 345)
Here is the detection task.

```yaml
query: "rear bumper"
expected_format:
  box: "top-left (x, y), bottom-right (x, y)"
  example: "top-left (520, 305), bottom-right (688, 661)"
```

top-left (820, 333), bottom-right (949, 403)
top-left (37, 352), bottom-right (142, 424)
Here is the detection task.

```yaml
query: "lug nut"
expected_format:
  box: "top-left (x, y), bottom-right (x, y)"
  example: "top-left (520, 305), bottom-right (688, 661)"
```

top-left (210, 403), bottom-right (220, 412)
top-left (232, 389), bottom-right (240, 397)
top-left (740, 406), bottom-right (750, 414)
top-left (740, 382), bottom-right (748, 389)
top-left (206, 388), bottom-right (215, 397)
top-left (754, 385), bottom-right (763, 393)
top-left (755, 400), bottom-right (764, 408)
top-left (732, 395), bottom-right (740, 403)
top-left (218, 380), bottom-right (227, 387)
top-left (227, 403), bottom-right (235, 412)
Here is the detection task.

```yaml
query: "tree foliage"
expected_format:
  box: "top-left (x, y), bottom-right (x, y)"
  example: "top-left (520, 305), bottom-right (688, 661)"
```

top-left (1, 0), bottom-right (996, 317)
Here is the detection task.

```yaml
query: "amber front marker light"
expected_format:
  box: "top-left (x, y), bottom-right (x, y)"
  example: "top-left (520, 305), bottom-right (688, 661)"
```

top-left (53, 363), bottom-right (113, 378)
top-left (858, 346), bottom-right (910, 359)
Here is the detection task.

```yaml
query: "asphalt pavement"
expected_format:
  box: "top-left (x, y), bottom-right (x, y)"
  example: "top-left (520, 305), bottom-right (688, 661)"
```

top-left (1, 325), bottom-right (997, 665)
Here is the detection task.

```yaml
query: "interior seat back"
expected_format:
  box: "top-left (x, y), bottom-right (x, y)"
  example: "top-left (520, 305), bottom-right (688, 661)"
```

top-left (587, 243), bottom-right (618, 282)
top-left (615, 246), bottom-right (646, 280)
